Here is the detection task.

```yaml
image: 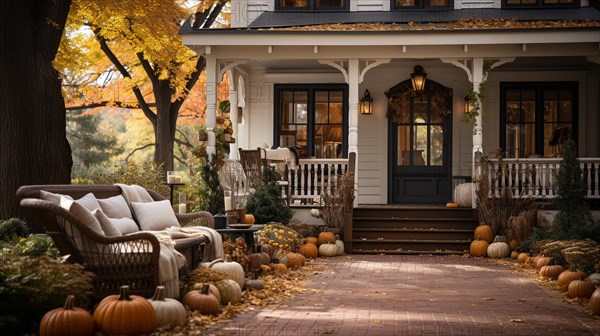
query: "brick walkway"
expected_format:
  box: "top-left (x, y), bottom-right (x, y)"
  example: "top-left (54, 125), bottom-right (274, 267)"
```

top-left (206, 255), bottom-right (600, 336)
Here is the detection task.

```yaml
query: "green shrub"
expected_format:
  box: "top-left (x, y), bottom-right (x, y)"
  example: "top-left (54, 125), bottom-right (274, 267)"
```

top-left (187, 154), bottom-right (225, 215)
top-left (0, 255), bottom-right (94, 335)
top-left (0, 218), bottom-right (29, 241)
top-left (246, 168), bottom-right (293, 224)
top-left (3, 234), bottom-right (59, 258)
top-left (86, 160), bottom-right (169, 198)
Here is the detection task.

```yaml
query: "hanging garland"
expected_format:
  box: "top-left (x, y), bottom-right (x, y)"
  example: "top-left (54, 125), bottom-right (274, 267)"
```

top-left (385, 79), bottom-right (452, 124)
top-left (464, 59), bottom-right (499, 124)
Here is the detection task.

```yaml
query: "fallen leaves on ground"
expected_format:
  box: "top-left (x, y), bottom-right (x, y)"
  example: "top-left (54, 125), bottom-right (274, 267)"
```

top-left (151, 259), bottom-right (328, 335)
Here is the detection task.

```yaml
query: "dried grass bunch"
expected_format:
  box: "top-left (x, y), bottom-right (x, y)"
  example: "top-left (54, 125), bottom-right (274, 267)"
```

top-left (320, 172), bottom-right (355, 235)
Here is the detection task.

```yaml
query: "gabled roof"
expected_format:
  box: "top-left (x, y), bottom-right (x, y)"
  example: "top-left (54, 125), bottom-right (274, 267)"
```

top-left (248, 8), bottom-right (600, 29)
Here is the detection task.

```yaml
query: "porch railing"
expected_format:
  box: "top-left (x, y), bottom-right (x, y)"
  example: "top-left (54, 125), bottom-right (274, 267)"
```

top-left (285, 158), bottom-right (350, 206)
top-left (486, 158), bottom-right (600, 199)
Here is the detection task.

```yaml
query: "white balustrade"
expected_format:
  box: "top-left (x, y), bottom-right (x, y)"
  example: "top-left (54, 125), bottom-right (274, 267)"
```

top-left (486, 158), bottom-right (600, 199)
top-left (285, 159), bottom-right (350, 206)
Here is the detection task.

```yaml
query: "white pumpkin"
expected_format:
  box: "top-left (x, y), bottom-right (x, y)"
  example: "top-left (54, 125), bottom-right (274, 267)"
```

top-left (206, 256), bottom-right (245, 288)
top-left (487, 242), bottom-right (511, 258)
top-left (319, 243), bottom-right (338, 257)
top-left (335, 240), bottom-right (345, 255)
top-left (147, 286), bottom-right (187, 327)
top-left (588, 273), bottom-right (600, 287)
top-left (214, 279), bottom-right (242, 305)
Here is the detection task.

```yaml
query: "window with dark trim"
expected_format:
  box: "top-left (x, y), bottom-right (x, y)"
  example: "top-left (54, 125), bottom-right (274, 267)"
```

top-left (500, 82), bottom-right (578, 158)
top-left (276, 0), bottom-right (349, 11)
top-left (274, 84), bottom-right (348, 159)
top-left (392, 0), bottom-right (453, 10)
top-left (502, 0), bottom-right (578, 8)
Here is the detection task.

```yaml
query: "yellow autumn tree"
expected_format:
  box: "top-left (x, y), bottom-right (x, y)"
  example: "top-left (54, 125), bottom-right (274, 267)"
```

top-left (57, 0), bottom-right (230, 172)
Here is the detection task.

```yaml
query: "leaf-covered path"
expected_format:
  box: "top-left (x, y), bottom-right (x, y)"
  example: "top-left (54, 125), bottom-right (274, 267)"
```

top-left (206, 254), bottom-right (600, 335)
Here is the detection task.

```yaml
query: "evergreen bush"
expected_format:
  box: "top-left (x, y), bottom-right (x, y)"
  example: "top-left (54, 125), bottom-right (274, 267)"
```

top-left (246, 168), bottom-right (293, 224)
top-left (0, 218), bottom-right (29, 241)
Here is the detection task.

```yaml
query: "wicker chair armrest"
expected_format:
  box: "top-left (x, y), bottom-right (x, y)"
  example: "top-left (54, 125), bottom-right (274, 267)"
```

top-left (175, 211), bottom-right (214, 229)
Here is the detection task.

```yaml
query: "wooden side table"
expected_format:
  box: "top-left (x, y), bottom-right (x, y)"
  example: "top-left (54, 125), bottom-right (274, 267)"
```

top-left (215, 225), bottom-right (262, 252)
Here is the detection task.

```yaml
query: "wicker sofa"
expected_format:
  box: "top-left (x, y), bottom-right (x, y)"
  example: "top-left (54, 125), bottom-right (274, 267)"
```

top-left (17, 184), bottom-right (214, 300)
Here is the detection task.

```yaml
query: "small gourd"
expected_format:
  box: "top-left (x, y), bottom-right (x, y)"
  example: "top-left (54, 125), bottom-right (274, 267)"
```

top-left (208, 255), bottom-right (245, 288)
top-left (244, 271), bottom-right (265, 291)
top-left (568, 279), bottom-right (595, 298)
top-left (273, 249), bottom-right (289, 267)
top-left (299, 242), bottom-right (318, 258)
top-left (93, 285), bottom-right (157, 336)
top-left (318, 231), bottom-right (336, 245)
top-left (469, 236), bottom-right (488, 257)
top-left (510, 251), bottom-right (519, 259)
top-left (248, 245), bottom-right (271, 271)
top-left (214, 279), bottom-right (242, 305)
top-left (270, 263), bottom-right (288, 274)
top-left (244, 214), bottom-right (256, 224)
top-left (487, 242), bottom-right (510, 258)
top-left (517, 252), bottom-right (530, 264)
top-left (148, 286), bottom-right (187, 327)
top-left (445, 202), bottom-right (459, 208)
top-left (319, 243), bottom-right (338, 257)
top-left (183, 284), bottom-right (221, 315)
top-left (588, 273), bottom-right (600, 287)
top-left (39, 295), bottom-right (94, 336)
top-left (534, 256), bottom-right (553, 271)
top-left (191, 282), bottom-right (221, 303)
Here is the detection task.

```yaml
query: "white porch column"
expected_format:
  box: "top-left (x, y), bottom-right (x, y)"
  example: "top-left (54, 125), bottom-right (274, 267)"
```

top-left (228, 70), bottom-right (239, 160)
top-left (348, 59), bottom-right (359, 156)
top-left (472, 58), bottom-right (484, 181)
top-left (205, 53), bottom-right (218, 156)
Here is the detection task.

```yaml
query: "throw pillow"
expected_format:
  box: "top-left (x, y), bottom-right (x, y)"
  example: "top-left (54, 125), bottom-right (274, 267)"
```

top-left (98, 195), bottom-right (133, 219)
top-left (92, 209), bottom-right (122, 237)
top-left (74, 192), bottom-right (102, 212)
top-left (130, 200), bottom-right (180, 231)
top-left (112, 217), bottom-right (140, 235)
top-left (60, 196), bottom-right (104, 237)
top-left (40, 190), bottom-right (73, 204)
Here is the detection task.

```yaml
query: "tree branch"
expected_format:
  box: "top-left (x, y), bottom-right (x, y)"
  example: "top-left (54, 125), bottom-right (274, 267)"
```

top-left (91, 27), bottom-right (157, 126)
top-left (171, 56), bottom-right (206, 113)
top-left (124, 143), bottom-right (155, 163)
top-left (66, 101), bottom-right (157, 111)
top-left (203, 1), bottom-right (228, 29)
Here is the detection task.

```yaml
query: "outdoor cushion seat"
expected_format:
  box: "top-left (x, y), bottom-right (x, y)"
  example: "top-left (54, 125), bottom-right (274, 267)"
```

top-left (17, 184), bottom-right (216, 300)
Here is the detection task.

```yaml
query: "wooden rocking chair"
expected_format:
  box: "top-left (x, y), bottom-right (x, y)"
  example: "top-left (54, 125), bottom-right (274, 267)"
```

top-left (238, 148), bottom-right (290, 205)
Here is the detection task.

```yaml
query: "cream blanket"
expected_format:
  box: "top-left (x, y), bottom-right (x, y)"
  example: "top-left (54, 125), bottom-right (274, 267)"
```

top-left (167, 226), bottom-right (223, 261)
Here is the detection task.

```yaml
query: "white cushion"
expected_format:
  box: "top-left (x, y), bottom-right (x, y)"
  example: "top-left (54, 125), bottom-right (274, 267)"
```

top-left (130, 200), bottom-right (180, 231)
top-left (98, 195), bottom-right (133, 219)
top-left (112, 217), bottom-right (140, 235)
top-left (74, 193), bottom-right (101, 212)
top-left (92, 209), bottom-right (122, 237)
top-left (60, 196), bottom-right (104, 237)
top-left (40, 190), bottom-right (73, 204)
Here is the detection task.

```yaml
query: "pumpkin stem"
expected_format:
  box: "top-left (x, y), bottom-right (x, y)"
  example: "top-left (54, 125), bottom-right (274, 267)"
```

top-left (477, 235), bottom-right (481, 241)
top-left (208, 258), bottom-right (225, 268)
top-left (152, 286), bottom-right (165, 301)
top-left (118, 285), bottom-right (131, 301)
top-left (63, 294), bottom-right (75, 310)
top-left (201, 284), bottom-right (210, 295)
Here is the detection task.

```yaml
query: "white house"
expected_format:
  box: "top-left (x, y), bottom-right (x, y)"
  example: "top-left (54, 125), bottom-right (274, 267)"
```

top-left (181, 0), bottom-right (600, 253)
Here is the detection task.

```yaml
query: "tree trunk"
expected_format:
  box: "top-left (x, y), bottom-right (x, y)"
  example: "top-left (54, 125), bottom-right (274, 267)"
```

top-left (153, 80), bottom-right (177, 172)
top-left (0, 1), bottom-right (73, 230)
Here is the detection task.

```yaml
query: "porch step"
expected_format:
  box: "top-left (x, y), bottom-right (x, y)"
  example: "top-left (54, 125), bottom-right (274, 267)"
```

top-left (350, 206), bottom-right (478, 255)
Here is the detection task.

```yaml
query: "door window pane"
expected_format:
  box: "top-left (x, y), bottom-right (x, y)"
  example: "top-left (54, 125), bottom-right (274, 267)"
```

top-left (413, 125), bottom-right (428, 166)
top-left (397, 125), bottom-right (410, 166)
top-left (430, 125), bottom-right (444, 166)
top-left (505, 124), bottom-right (535, 158)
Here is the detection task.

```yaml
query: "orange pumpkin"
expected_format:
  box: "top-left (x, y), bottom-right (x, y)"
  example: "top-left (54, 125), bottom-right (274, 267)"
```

top-left (540, 265), bottom-right (566, 280)
top-left (93, 285), bottom-right (157, 336)
top-left (245, 214), bottom-right (256, 224)
top-left (473, 224), bottom-right (494, 243)
top-left (469, 236), bottom-right (489, 257)
top-left (306, 237), bottom-right (318, 245)
top-left (299, 242), bottom-right (318, 258)
top-left (517, 252), bottom-right (530, 264)
top-left (287, 252), bottom-right (306, 268)
top-left (318, 231), bottom-right (336, 245)
top-left (445, 202), bottom-right (459, 208)
top-left (589, 288), bottom-right (600, 315)
top-left (557, 266), bottom-right (587, 290)
top-left (568, 280), bottom-right (596, 299)
top-left (535, 256), bottom-right (553, 271)
top-left (183, 284), bottom-right (221, 315)
top-left (270, 263), bottom-right (288, 274)
top-left (39, 295), bottom-right (94, 336)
